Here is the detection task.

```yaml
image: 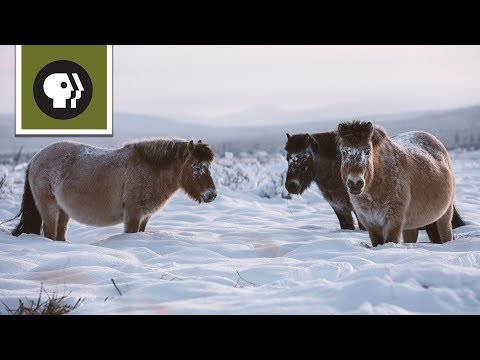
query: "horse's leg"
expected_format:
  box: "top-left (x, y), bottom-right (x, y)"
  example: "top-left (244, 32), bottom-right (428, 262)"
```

top-left (425, 222), bottom-right (441, 243)
top-left (56, 208), bottom-right (70, 241)
top-left (435, 204), bottom-right (454, 244)
top-left (385, 221), bottom-right (402, 244)
top-left (124, 209), bottom-right (142, 233)
top-left (333, 208), bottom-right (355, 230)
top-left (367, 226), bottom-right (384, 247)
top-left (353, 210), bottom-right (366, 231)
top-left (139, 216), bottom-right (151, 232)
top-left (403, 229), bottom-right (419, 243)
top-left (35, 193), bottom-right (59, 240)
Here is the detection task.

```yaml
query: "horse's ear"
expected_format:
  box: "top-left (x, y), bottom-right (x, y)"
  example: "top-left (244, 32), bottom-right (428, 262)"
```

top-left (198, 140), bottom-right (202, 144)
top-left (371, 126), bottom-right (387, 147)
top-left (286, 133), bottom-right (291, 140)
top-left (337, 123), bottom-right (345, 135)
top-left (188, 140), bottom-right (195, 152)
top-left (304, 134), bottom-right (310, 144)
top-left (309, 134), bottom-right (319, 151)
top-left (366, 122), bottom-right (374, 137)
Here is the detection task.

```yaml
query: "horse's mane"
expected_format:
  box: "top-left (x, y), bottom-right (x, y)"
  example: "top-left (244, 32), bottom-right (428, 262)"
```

top-left (336, 120), bottom-right (387, 147)
top-left (191, 142), bottom-right (215, 163)
top-left (127, 138), bottom-right (214, 167)
top-left (312, 132), bottom-right (339, 158)
top-left (285, 132), bottom-right (339, 158)
top-left (285, 134), bottom-right (308, 153)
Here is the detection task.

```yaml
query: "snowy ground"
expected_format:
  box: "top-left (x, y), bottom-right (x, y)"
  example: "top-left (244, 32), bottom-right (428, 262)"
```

top-left (0, 149), bottom-right (479, 314)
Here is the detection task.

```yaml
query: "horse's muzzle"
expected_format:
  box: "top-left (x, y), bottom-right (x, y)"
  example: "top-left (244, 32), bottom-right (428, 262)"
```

top-left (347, 177), bottom-right (365, 195)
top-left (286, 180), bottom-right (300, 194)
top-left (201, 191), bottom-right (217, 203)
top-left (348, 188), bottom-right (363, 195)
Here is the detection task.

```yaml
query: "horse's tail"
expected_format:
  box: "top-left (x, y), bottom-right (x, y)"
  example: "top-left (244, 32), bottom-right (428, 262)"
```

top-left (11, 165), bottom-right (42, 237)
top-left (452, 205), bottom-right (465, 229)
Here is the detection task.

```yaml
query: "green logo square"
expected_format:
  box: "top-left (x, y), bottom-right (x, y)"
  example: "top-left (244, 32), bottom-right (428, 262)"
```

top-left (15, 45), bottom-right (112, 135)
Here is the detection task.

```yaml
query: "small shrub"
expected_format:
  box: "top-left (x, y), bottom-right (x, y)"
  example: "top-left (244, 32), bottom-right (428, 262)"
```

top-left (0, 166), bottom-right (12, 199)
top-left (2, 284), bottom-right (84, 315)
top-left (212, 152), bottom-right (289, 198)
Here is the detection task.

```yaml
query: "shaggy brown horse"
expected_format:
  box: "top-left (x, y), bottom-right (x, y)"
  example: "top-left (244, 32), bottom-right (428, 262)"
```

top-left (285, 131), bottom-right (464, 237)
top-left (284, 132), bottom-right (365, 230)
top-left (12, 138), bottom-right (216, 241)
top-left (337, 121), bottom-right (458, 246)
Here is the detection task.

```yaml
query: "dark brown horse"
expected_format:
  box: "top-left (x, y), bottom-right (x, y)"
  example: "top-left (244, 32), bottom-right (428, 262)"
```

top-left (12, 138), bottom-right (216, 241)
top-left (337, 121), bottom-right (462, 246)
top-left (284, 131), bottom-right (464, 237)
top-left (284, 132), bottom-right (365, 230)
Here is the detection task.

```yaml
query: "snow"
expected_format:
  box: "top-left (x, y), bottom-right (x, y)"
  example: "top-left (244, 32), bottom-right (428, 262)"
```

top-left (0, 149), bottom-right (479, 314)
top-left (341, 147), bottom-right (370, 166)
top-left (393, 131), bottom-right (446, 162)
top-left (192, 162), bottom-right (208, 177)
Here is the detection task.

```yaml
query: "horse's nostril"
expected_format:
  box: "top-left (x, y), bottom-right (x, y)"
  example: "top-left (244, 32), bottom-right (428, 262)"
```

top-left (286, 181), bottom-right (299, 192)
top-left (348, 178), bottom-right (364, 189)
top-left (203, 192), bottom-right (216, 202)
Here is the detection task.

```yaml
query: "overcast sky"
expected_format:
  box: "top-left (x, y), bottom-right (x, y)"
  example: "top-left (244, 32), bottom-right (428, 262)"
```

top-left (1, 45), bottom-right (480, 121)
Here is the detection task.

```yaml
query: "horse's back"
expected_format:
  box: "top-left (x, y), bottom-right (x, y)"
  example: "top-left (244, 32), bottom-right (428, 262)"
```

top-left (30, 141), bottom-right (116, 182)
top-left (29, 141), bottom-right (82, 183)
top-left (32, 141), bottom-right (96, 163)
top-left (392, 131), bottom-right (450, 167)
top-left (392, 131), bottom-right (455, 229)
top-left (28, 141), bottom-right (129, 226)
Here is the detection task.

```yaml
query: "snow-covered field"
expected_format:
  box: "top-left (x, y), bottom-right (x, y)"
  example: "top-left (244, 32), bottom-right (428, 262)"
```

top-left (0, 149), bottom-right (479, 314)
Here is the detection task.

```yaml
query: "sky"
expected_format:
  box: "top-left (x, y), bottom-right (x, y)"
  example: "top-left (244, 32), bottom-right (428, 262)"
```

top-left (1, 45), bottom-right (480, 123)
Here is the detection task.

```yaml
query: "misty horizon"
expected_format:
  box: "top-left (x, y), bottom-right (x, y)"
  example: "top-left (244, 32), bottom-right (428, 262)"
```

top-left (1, 45), bottom-right (480, 125)
top-left (1, 100), bottom-right (479, 129)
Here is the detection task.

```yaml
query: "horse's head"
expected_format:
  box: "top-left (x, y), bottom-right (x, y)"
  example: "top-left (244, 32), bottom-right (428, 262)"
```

top-left (284, 133), bottom-right (318, 195)
top-left (181, 140), bottom-right (217, 203)
top-left (337, 121), bottom-right (385, 196)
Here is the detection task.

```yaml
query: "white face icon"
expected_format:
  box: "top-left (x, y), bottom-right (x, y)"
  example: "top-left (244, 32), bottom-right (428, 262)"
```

top-left (43, 73), bottom-right (84, 109)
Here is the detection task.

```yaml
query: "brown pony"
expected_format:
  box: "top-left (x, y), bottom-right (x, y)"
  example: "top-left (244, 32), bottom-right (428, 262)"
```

top-left (337, 121), bottom-right (457, 246)
top-left (284, 132), bottom-right (365, 230)
top-left (11, 138), bottom-right (216, 241)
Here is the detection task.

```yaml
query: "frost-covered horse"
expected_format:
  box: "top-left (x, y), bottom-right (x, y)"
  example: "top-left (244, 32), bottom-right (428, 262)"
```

top-left (337, 121), bottom-right (458, 247)
top-left (12, 138), bottom-right (216, 241)
top-left (284, 132), bottom-right (365, 230)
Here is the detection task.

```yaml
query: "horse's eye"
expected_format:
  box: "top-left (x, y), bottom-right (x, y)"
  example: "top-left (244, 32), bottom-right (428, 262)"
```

top-left (365, 148), bottom-right (371, 155)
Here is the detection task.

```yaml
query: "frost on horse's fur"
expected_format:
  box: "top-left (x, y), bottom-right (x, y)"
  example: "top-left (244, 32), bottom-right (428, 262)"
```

top-left (340, 147), bottom-right (370, 166)
top-left (284, 132), bottom-right (365, 230)
top-left (11, 139), bottom-right (217, 241)
top-left (192, 162), bottom-right (208, 177)
top-left (393, 132), bottom-right (445, 163)
top-left (337, 121), bottom-right (457, 247)
top-left (288, 150), bottom-right (313, 167)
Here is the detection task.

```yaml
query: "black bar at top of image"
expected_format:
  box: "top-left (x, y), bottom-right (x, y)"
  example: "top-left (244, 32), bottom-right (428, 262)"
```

top-left (2, 11), bottom-right (480, 45)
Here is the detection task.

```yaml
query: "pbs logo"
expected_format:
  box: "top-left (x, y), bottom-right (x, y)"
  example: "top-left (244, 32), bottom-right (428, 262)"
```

top-left (33, 60), bottom-right (93, 120)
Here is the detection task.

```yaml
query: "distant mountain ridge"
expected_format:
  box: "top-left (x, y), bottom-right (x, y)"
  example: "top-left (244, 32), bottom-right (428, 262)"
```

top-left (1, 104), bottom-right (479, 154)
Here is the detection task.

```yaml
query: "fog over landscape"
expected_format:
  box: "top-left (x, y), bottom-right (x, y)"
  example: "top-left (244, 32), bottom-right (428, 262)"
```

top-left (0, 45), bottom-right (479, 155)
top-left (0, 103), bottom-right (479, 157)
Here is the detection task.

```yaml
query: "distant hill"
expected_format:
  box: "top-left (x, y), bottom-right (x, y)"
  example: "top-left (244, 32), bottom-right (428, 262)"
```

top-left (1, 104), bottom-right (479, 155)
top-left (0, 113), bottom-right (213, 153)
top-left (205, 104), bottom-right (480, 154)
